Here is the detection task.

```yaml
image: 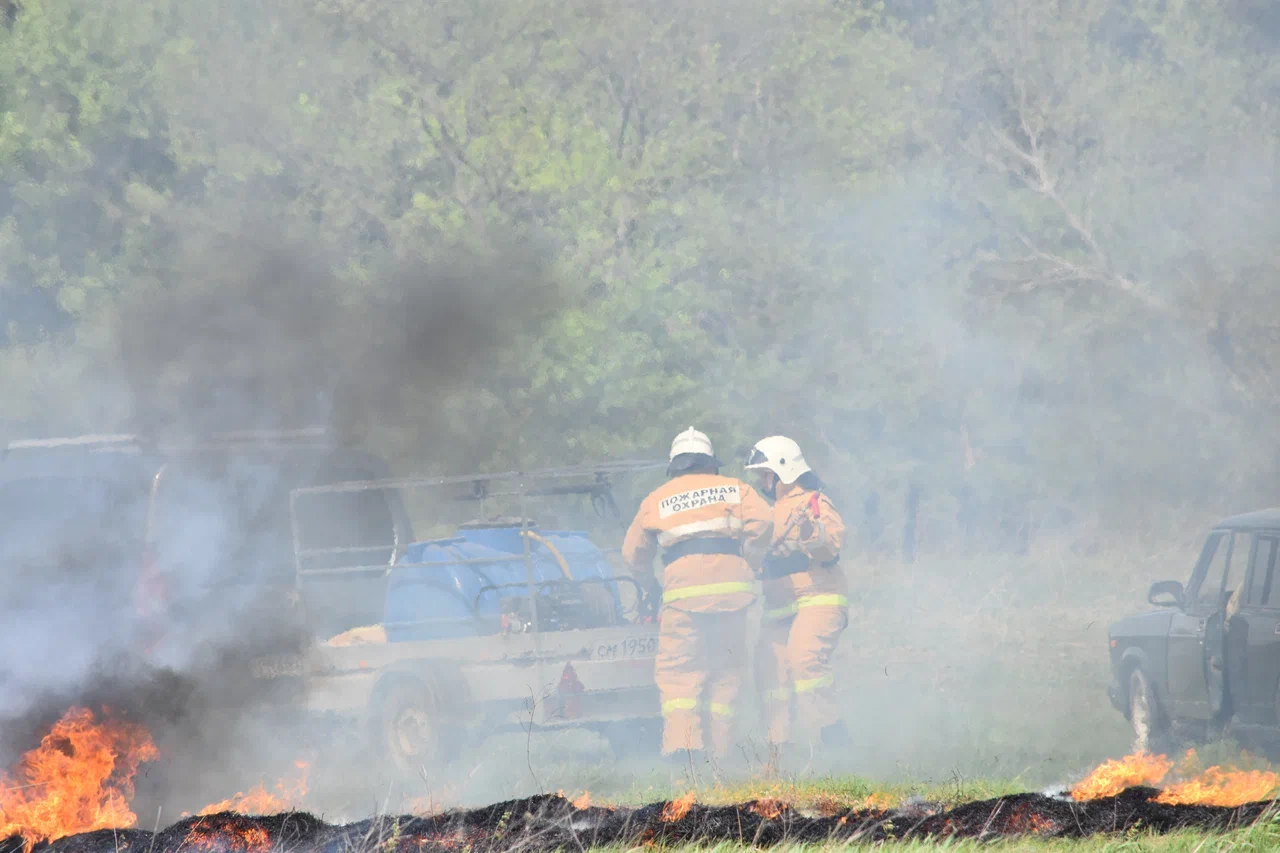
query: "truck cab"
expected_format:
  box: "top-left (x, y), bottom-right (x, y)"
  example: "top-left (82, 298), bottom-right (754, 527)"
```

top-left (0, 430), bottom-right (409, 672)
top-left (1108, 509), bottom-right (1280, 752)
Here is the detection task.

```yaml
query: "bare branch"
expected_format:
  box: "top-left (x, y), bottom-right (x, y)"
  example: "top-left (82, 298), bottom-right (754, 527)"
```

top-left (980, 117), bottom-right (1165, 311)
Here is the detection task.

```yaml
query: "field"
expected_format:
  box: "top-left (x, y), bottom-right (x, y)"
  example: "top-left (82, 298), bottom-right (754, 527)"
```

top-left (12, 783), bottom-right (1280, 852)
top-left (443, 529), bottom-right (1197, 805)
top-left (14, 524), bottom-right (1280, 852)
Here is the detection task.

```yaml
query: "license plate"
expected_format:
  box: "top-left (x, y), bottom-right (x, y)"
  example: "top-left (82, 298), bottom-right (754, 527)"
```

top-left (592, 635), bottom-right (658, 660)
top-left (249, 654), bottom-right (306, 679)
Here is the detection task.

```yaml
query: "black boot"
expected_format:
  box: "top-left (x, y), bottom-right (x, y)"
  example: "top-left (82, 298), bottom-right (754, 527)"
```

top-left (820, 721), bottom-right (853, 750)
top-left (663, 748), bottom-right (710, 786)
top-left (764, 741), bottom-right (810, 777)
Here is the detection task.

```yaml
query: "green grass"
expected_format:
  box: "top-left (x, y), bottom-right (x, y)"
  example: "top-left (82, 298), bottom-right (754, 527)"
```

top-left (578, 811), bottom-right (1280, 851)
top-left (588, 772), bottom-right (1031, 812)
top-left (586, 820), bottom-right (1280, 850)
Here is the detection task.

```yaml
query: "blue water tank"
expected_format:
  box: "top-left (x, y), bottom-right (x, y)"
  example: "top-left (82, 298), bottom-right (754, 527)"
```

top-left (383, 526), bottom-right (621, 642)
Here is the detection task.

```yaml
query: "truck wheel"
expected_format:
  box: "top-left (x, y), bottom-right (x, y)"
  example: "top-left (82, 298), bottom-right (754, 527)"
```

top-left (1129, 668), bottom-right (1168, 754)
top-left (375, 680), bottom-right (453, 782)
top-left (600, 717), bottom-right (661, 762)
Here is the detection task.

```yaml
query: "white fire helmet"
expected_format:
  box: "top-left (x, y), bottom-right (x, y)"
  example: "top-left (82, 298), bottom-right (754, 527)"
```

top-left (669, 426), bottom-right (715, 461)
top-left (744, 435), bottom-right (811, 484)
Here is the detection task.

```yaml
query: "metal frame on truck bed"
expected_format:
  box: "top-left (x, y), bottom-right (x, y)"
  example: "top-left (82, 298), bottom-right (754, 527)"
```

top-left (273, 461), bottom-right (667, 778)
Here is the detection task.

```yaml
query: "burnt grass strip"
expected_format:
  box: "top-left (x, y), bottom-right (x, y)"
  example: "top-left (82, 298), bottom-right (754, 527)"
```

top-left (5, 788), bottom-right (1277, 853)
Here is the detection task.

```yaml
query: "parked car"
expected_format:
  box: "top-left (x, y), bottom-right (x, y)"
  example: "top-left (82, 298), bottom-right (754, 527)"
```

top-left (1108, 509), bottom-right (1280, 752)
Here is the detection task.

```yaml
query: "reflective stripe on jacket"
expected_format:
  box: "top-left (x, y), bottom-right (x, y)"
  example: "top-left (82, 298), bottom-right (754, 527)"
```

top-left (622, 472), bottom-right (773, 612)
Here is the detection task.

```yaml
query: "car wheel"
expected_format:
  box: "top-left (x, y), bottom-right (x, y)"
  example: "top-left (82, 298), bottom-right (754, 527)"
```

top-left (1129, 667), bottom-right (1168, 754)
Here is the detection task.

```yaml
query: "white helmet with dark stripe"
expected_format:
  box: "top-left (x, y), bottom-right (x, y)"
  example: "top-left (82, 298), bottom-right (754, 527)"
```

top-left (669, 426), bottom-right (714, 461)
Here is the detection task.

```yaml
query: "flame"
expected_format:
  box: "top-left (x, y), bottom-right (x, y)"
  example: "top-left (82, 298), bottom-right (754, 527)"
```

top-left (197, 761), bottom-right (310, 816)
top-left (0, 707), bottom-right (157, 850)
top-left (661, 790), bottom-right (696, 822)
top-left (1007, 804), bottom-right (1056, 834)
top-left (1071, 751), bottom-right (1173, 800)
top-left (812, 794), bottom-right (844, 817)
top-left (1174, 748), bottom-right (1202, 777)
top-left (182, 819), bottom-right (272, 852)
top-left (572, 791), bottom-right (592, 810)
top-left (406, 796), bottom-right (445, 817)
top-left (750, 797), bottom-right (783, 819)
top-left (1154, 767), bottom-right (1280, 807)
top-left (858, 793), bottom-right (896, 812)
top-left (1073, 750), bottom-right (1280, 807)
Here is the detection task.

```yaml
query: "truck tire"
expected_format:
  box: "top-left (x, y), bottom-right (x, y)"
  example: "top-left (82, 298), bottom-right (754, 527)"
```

top-left (1128, 667), bottom-right (1169, 754)
top-left (373, 679), bottom-right (456, 783)
top-left (600, 717), bottom-right (661, 762)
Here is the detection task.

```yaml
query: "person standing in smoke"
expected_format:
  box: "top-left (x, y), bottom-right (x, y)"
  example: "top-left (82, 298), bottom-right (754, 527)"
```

top-left (622, 427), bottom-right (773, 772)
top-left (745, 436), bottom-right (852, 771)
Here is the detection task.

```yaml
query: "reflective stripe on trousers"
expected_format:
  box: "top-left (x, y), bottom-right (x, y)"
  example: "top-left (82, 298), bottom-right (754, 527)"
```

top-left (663, 581), bottom-right (756, 605)
top-left (764, 674), bottom-right (834, 700)
top-left (794, 674), bottom-right (834, 693)
top-left (655, 607), bottom-right (748, 756)
top-left (763, 674), bottom-right (834, 701)
top-left (755, 601), bottom-right (848, 744)
top-left (765, 593), bottom-right (848, 621)
top-left (662, 698), bottom-right (735, 717)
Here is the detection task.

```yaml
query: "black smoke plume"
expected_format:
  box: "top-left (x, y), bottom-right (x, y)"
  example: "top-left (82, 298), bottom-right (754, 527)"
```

top-left (0, 221), bottom-right (565, 815)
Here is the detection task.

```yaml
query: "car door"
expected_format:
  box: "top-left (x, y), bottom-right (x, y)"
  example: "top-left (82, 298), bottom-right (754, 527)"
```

top-left (1205, 530), bottom-right (1249, 720)
top-left (1167, 530), bottom-right (1234, 719)
top-left (1230, 531), bottom-right (1280, 720)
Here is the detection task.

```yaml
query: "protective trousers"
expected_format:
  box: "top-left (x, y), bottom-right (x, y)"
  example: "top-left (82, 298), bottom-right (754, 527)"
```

top-left (655, 605), bottom-right (749, 757)
top-left (755, 604), bottom-right (848, 746)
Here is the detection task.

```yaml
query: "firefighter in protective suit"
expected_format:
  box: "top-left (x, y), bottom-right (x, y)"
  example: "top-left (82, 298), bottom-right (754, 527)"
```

top-left (623, 427), bottom-right (773, 764)
top-left (745, 436), bottom-right (851, 767)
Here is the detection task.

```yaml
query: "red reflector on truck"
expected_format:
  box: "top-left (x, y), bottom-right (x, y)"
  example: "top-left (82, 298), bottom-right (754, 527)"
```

top-left (558, 663), bottom-right (585, 719)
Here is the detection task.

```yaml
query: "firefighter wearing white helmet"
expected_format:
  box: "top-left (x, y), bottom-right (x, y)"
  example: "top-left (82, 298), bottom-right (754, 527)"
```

top-left (745, 435), bottom-right (851, 769)
top-left (623, 427), bottom-right (773, 767)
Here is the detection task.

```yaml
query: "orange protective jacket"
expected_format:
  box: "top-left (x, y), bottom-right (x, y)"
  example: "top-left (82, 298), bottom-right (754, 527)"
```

top-left (760, 481), bottom-right (848, 620)
top-left (622, 473), bottom-right (773, 613)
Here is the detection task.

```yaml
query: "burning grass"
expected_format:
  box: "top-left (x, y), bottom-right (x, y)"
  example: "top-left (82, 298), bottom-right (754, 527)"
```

top-left (1072, 750), bottom-right (1280, 808)
top-left (194, 761), bottom-right (311, 816)
top-left (8, 707), bottom-right (1280, 850)
top-left (5, 788), bottom-right (1280, 852)
top-left (1071, 752), bottom-right (1175, 800)
top-left (0, 708), bottom-right (156, 851)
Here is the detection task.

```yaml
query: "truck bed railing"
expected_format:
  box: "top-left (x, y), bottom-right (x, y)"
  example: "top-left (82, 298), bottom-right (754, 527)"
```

top-left (289, 460), bottom-right (664, 683)
top-left (288, 460), bottom-right (665, 498)
top-left (473, 576), bottom-right (651, 624)
top-left (380, 616), bottom-right (479, 632)
top-left (297, 554), bottom-right (533, 579)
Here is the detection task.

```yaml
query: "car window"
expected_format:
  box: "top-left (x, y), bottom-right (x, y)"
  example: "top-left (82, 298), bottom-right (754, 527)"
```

top-left (0, 475), bottom-right (149, 585)
top-left (1248, 535), bottom-right (1280, 608)
top-left (151, 462), bottom-right (299, 587)
top-left (293, 466), bottom-right (399, 570)
top-left (1191, 531), bottom-right (1233, 610)
top-left (1223, 534), bottom-right (1245, 606)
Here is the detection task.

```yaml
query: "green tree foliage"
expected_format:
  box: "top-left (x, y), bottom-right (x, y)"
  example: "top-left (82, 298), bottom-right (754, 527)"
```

top-left (1, 0), bottom-right (1277, 535)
